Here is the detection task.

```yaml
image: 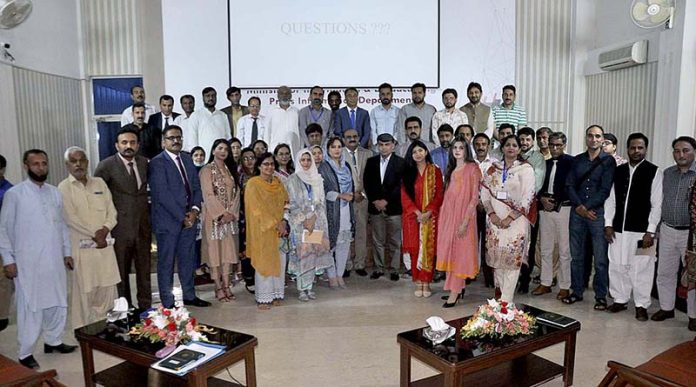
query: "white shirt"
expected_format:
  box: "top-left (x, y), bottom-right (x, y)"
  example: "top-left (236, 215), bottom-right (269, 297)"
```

top-left (476, 154), bottom-right (497, 176)
top-left (174, 113), bottom-right (193, 143)
top-left (604, 160), bottom-right (663, 233)
top-left (237, 114), bottom-right (269, 148)
top-left (380, 154), bottom-right (392, 183)
top-left (267, 106), bottom-right (301, 157)
top-left (184, 108), bottom-right (231, 153)
top-left (370, 104), bottom-right (400, 145)
top-left (120, 103), bottom-right (157, 127)
top-left (154, 112), bottom-right (175, 130)
top-left (431, 108), bottom-right (469, 141)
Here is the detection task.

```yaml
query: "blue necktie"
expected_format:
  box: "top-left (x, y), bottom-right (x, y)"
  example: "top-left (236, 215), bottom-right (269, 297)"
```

top-left (350, 109), bottom-right (356, 129)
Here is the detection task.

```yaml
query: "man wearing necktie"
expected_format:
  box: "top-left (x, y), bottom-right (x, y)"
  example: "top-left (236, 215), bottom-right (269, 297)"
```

top-left (236, 97), bottom-right (268, 148)
top-left (149, 125), bottom-right (209, 308)
top-left (333, 87), bottom-right (372, 148)
top-left (148, 95), bottom-right (180, 131)
top-left (532, 132), bottom-right (574, 300)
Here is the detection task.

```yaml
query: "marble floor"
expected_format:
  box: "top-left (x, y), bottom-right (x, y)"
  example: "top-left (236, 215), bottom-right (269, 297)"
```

top-left (0, 273), bottom-right (694, 386)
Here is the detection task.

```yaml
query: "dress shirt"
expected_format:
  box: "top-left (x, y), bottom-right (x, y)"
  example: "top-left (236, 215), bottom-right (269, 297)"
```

top-left (184, 108), bottom-right (231, 153)
top-left (236, 114), bottom-right (269, 148)
top-left (491, 103), bottom-right (527, 131)
top-left (604, 160), bottom-right (663, 233)
top-left (117, 153), bottom-right (143, 189)
top-left (267, 106), bottom-right (301, 157)
top-left (298, 105), bottom-right (332, 145)
top-left (521, 148), bottom-right (546, 193)
top-left (430, 109), bottom-right (469, 142)
top-left (565, 150), bottom-right (616, 211)
top-left (380, 154), bottom-right (392, 183)
top-left (476, 154), bottom-right (497, 176)
top-left (661, 161), bottom-right (696, 227)
top-left (370, 104), bottom-right (400, 145)
top-left (430, 147), bottom-right (449, 176)
top-left (173, 113), bottom-right (193, 134)
top-left (547, 160), bottom-right (557, 194)
top-left (395, 103), bottom-right (437, 143)
top-left (120, 103), bottom-right (157, 127)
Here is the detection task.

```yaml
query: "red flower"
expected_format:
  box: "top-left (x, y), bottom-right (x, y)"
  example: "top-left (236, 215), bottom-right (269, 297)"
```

top-left (168, 322), bottom-right (177, 332)
top-left (501, 301), bottom-right (508, 308)
top-left (501, 307), bottom-right (508, 314)
top-left (163, 309), bottom-right (171, 317)
top-left (190, 317), bottom-right (197, 327)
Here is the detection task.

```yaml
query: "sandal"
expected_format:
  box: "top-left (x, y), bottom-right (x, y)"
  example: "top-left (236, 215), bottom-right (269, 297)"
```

top-left (561, 294), bottom-right (583, 304)
top-left (215, 288), bottom-right (229, 302)
top-left (223, 286), bottom-right (236, 301)
top-left (594, 298), bottom-right (607, 311)
top-left (257, 303), bottom-right (271, 310)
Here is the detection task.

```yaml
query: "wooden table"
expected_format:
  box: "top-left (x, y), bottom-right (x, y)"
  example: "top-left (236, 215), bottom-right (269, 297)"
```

top-left (75, 319), bottom-right (257, 387)
top-left (397, 304), bottom-right (580, 386)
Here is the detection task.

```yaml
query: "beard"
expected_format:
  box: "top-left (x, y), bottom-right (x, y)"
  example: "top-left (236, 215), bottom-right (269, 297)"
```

top-left (28, 169), bottom-right (48, 182)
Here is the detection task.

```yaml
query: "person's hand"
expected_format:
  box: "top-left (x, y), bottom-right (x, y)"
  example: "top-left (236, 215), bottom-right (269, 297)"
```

top-left (540, 197), bottom-right (555, 212)
top-left (3, 263), bottom-right (17, 279)
top-left (221, 211), bottom-right (236, 223)
top-left (276, 220), bottom-right (288, 237)
top-left (339, 192), bottom-right (354, 202)
top-left (457, 222), bottom-right (468, 238)
top-left (354, 192), bottom-right (365, 203)
top-left (183, 211), bottom-right (198, 229)
top-left (575, 205), bottom-right (597, 221)
top-left (604, 226), bottom-right (615, 244)
top-left (500, 216), bottom-right (513, 229)
top-left (642, 232), bottom-right (655, 248)
top-left (420, 211), bottom-right (432, 223)
top-left (64, 256), bottom-right (74, 270)
top-left (303, 214), bottom-right (316, 233)
top-left (94, 226), bottom-right (108, 241)
top-left (373, 199), bottom-right (388, 211)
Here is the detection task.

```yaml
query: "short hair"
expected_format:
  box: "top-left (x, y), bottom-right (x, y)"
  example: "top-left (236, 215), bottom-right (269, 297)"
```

top-left (180, 94), bottom-right (195, 104)
top-left (226, 86), bottom-right (241, 96)
top-left (437, 124), bottom-right (454, 135)
top-left (549, 132), bottom-right (567, 145)
top-left (411, 82), bottom-right (426, 93)
top-left (404, 116), bottom-right (422, 129)
top-left (64, 146), bottom-right (86, 161)
top-left (202, 86), bottom-right (216, 96)
top-left (131, 102), bottom-right (146, 112)
top-left (456, 124), bottom-right (474, 136)
top-left (305, 123), bottom-right (323, 136)
top-left (23, 149), bottom-right (48, 164)
top-left (672, 136), bottom-right (696, 150)
top-left (0, 154), bottom-right (6, 169)
top-left (442, 88), bottom-right (457, 99)
top-left (502, 84), bottom-right (516, 94)
top-left (498, 123), bottom-right (516, 134)
top-left (536, 127), bottom-right (552, 137)
top-left (130, 85), bottom-right (143, 95)
top-left (162, 125), bottom-right (182, 138)
top-left (467, 82), bottom-right (482, 93)
top-left (518, 126), bottom-right (535, 139)
top-left (191, 146), bottom-right (205, 155)
top-left (473, 132), bottom-right (490, 144)
top-left (328, 90), bottom-right (341, 99)
top-left (310, 85), bottom-right (324, 94)
top-left (378, 82), bottom-right (393, 92)
top-left (344, 87), bottom-right (358, 95)
top-left (603, 133), bottom-right (618, 145)
top-left (159, 94), bottom-right (174, 103)
top-left (248, 96), bottom-right (261, 105)
top-left (626, 132), bottom-right (649, 148)
top-left (586, 124), bottom-right (604, 134)
top-left (116, 127), bottom-right (140, 142)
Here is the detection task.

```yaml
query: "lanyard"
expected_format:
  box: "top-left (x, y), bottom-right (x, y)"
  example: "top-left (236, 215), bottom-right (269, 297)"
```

top-left (310, 108), bottom-right (324, 123)
top-left (502, 163), bottom-right (509, 184)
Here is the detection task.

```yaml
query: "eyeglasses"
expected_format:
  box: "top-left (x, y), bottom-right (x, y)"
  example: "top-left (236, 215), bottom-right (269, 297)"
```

top-left (242, 156), bottom-right (255, 161)
top-left (249, 105), bottom-right (261, 109)
top-left (164, 136), bottom-right (182, 142)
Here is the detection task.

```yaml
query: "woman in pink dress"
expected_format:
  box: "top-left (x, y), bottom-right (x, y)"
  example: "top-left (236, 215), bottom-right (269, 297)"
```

top-left (436, 134), bottom-right (482, 307)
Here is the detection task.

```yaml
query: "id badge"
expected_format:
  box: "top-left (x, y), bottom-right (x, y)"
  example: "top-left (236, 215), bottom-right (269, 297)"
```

top-left (496, 191), bottom-right (508, 200)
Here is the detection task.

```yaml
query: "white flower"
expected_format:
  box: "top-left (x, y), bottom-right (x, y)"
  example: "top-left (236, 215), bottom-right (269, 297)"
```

top-left (487, 298), bottom-right (499, 308)
top-left (152, 315), bottom-right (168, 330)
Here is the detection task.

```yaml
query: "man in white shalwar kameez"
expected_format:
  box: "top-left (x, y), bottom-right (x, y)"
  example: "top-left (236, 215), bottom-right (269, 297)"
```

top-left (0, 149), bottom-right (76, 369)
top-left (58, 147), bottom-right (121, 328)
top-left (604, 133), bottom-right (662, 321)
top-left (267, 86), bottom-right (301, 157)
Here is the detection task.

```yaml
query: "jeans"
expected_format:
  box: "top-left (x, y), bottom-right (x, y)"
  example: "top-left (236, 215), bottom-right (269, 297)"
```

top-left (569, 209), bottom-right (609, 300)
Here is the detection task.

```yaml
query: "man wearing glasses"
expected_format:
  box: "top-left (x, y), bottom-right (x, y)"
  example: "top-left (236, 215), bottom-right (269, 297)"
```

top-left (237, 97), bottom-right (268, 148)
top-left (149, 126), bottom-right (209, 308)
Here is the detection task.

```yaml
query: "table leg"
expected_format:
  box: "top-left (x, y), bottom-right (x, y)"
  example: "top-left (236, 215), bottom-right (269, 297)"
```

top-left (400, 346), bottom-right (410, 387)
top-left (79, 341), bottom-right (95, 387)
top-left (563, 332), bottom-right (577, 386)
top-left (245, 349), bottom-right (257, 387)
top-left (443, 370), bottom-right (462, 387)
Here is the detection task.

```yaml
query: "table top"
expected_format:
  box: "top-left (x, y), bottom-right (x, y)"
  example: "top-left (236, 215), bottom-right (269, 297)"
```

top-left (397, 304), bottom-right (580, 365)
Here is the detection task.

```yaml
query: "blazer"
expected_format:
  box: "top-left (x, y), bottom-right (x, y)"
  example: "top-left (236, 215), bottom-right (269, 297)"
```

top-left (539, 153), bottom-right (574, 205)
top-left (93, 154), bottom-right (151, 241)
top-left (363, 153), bottom-right (405, 216)
top-left (343, 146), bottom-right (373, 194)
top-left (220, 105), bottom-right (249, 135)
top-left (148, 151), bottom-right (203, 234)
top-left (148, 112), bottom-right (181, 131)
top-left (334, 106), bottom-right (371, 148)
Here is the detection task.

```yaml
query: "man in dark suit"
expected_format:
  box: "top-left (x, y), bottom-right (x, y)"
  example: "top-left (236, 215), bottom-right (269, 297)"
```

top-left (363, 133), bottom-right (404, 281)
top-left (220, 86), bottom-right (249, 138)
top-left (149, 125), bottom-right (209, 308)
top-left (122, 102), bottom-right (161, 159)
top-left (148, 94), bottom-right (180, 131)
top-left (334, 87), bottom-right (371, 148)
top-left (94, 127), bottom-right (153, 310)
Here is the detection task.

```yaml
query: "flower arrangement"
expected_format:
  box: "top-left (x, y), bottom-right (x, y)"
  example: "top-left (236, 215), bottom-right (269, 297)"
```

top-left (461, 299), bottom-right (536, 339)
top-left (129, 305), bottom-right (211, 347)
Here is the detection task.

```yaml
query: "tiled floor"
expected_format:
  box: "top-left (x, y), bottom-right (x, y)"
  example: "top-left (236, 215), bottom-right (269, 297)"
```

top-left (0, 274), bottom-right (693, 386)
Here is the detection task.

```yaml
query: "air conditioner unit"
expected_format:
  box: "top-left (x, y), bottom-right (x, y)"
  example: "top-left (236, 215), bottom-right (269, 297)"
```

top-left (598, 40), bottom-right (648, 71)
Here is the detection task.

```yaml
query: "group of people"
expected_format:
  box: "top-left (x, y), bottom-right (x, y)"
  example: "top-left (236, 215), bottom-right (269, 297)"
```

top-left (1, 80), bottom-right (696, 370)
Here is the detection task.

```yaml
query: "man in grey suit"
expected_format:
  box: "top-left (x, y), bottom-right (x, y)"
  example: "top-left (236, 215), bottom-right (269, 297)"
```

top-left (94, 127), bottom-right (152, 311)
top-left (343, 128), bottom-right (373, 277)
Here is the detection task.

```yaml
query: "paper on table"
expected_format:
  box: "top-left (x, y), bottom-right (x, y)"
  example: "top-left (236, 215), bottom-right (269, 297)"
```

top-left (151, 341), bottom-right (226, 376)
top-left (302, 230), bottom-right (324, 244)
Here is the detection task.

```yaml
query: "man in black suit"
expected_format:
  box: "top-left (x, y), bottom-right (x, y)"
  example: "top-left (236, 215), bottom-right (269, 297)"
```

top-left (94, 127), bottom-right (153, 310)
top-left (122, 102), bottom-right (161, 159)
top-left (363, 133), bottom-right (404, 281)
top-left (148, 95), bottom-right (180, 131)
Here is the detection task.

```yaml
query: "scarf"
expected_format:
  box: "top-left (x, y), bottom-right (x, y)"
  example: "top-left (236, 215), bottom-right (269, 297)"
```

top-left (294, 148), bottom-right (325, 202)
top-left (327, 154), bottom-right (352, 206)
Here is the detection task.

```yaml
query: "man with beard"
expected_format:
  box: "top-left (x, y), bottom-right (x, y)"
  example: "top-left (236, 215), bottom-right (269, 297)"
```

top-left (431, 88), bottom-right (468, 143)
top-left (173, 94), bottom-right (195, 136)
top-left (268, 86), bottom-right (301, 156)
top-left (0, 154), bottom-right (13, 332)
top-left (396, 117), bottom-right (437, 157)
top-left (370, 82), bottom-right (400, 145)
top-left (604, 133), bottom-right (662, 321)
top-left (299, 86), bottom-right (332, 147)
top-left (430, 124), bottom-right (454, 175)
top-left (536, 127), bottom-right (552, 160)
top-left (327, 90), bottom-right (342, 135)
top-left (122, 102), bottom-right (161, 159)
top-left (0, 149), bottom-right (76, 369)
top-left (460, 82), bottom-right (493, 138)
top-left (94, 128), bottom-right (152, 311)
top-left (395, 83), bottom-right (437, 143)
top-left (120, 85), bottom-right (156, 127)
top-left (492, 85), bottom-right (527, 140)
top-left (473, 133), bottom-right (495, 288)
top-left (184, 87), bottom-right (231, 154)
top-left (220, 86), bottom-right (248, 138)
top-left (334, 87), bottom-right (371, 148)
top-left (343, 128), bottom-right (373, 277)
top-left (58, 147), bottom-right (120, 328)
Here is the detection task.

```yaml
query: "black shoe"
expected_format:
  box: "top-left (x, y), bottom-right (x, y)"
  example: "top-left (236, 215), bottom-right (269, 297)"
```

top-left (389, 273), bottom-right (400, 281)
top-left (0, 318), bottom-right (8, 332)
top-left (19, 355), bottom-right (39, 369)
top-left (650, 309), bottom-right (675, 321)
top-left (606, 302), bottom-right (627, 313)
top-left (517, 283), bottom-right (529, 295)
top-left (432, 271), bottom-right (445, 283)
top-left (442, 299), bottom-right (459, 308)
top-left (343, 270), bottom-right (350, 278)
top-left (440, 289), bottom-right (465, 301)
top-left (355, 269), bottom-right (368, 277)
top-left (635, 307), bottom-right (648, 322)
top-left (183, 297), bottom-right (211, 307)
top-left (44, 343), bottom-right (77, 354)
top-left (370, 271), bottom-right (384, 280)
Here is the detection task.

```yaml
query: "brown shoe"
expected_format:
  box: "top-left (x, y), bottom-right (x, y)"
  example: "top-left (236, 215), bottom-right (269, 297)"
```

top-left (689, 318), bottom-right (696, 332)
top-left (556, 289), bottom-right (570, 300)
top-left (650, 309), bottom-right (675, 321)
top-left (531, 285), bottom-right (552, 296)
